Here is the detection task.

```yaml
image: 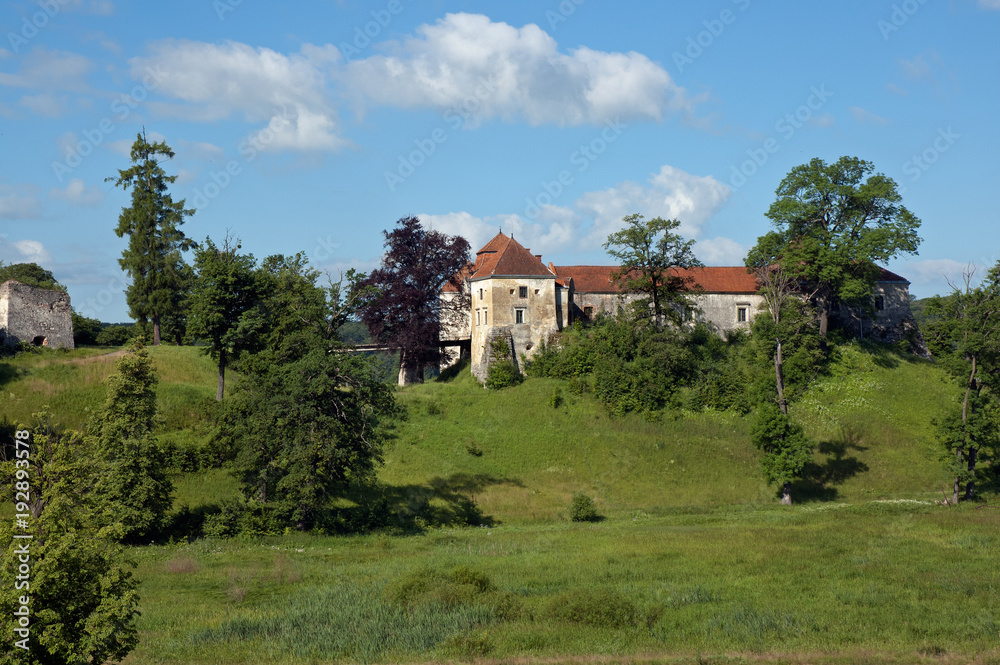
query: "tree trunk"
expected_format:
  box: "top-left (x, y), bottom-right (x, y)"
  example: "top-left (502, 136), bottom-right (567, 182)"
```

top-left (216, 348), bottom-right (226, 402)
top-left (818, 299), bottom-right (829, 352)
top-left (953, 455), bottom-right (961, 506)
top-left (397, 349), bottom-right (423, 386)
top-left (153, 314), bottom-right (161, 346)
top-left (780, 482), bottom-right (792, 505)
top-left (965, 447), bottom-right (977, 501)
top-left (774, 337), bottom-right (787, 416)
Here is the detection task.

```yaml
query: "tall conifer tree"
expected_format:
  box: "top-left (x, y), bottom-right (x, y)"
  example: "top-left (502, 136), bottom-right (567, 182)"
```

top-left (108, 130), bottom-right (195, 345)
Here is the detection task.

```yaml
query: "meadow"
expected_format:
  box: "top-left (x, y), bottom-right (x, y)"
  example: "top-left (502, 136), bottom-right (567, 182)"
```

top-left (2, 342), bottom-right (998, 664)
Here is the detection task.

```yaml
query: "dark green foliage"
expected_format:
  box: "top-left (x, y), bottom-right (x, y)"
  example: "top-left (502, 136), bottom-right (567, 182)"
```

top-left (188, 236), bottom-right (268, 401)
top-left (549, 387), bottom-right (564, 409)
top-left (756, 156), bottom-right (921, 339)
top-left (71, 310), bottom-right (103, 346)
top-left (107, 131), bottom-right (195, 345)
top-left (89, 340), bottom-right (173, 541)
top-left (603, 213), bottom-right (702, 325)
top-left (750, 404), bottom-right (814, 493)
top-left (569, 491), bottom-right (599, 522)
top-left (0, 412), bottom-right (139, 664)
top-left (96, 323), bottom-right (137, 347)
top-left (485, 337), bottom-right (523, 390)
top-left (218, 348), bottom-right (395, 530)
top-left (0, 261), bottom-right (65, 290)
top-left (384, 566), bottom-right (496, 609)
top-left (545, 588), bottom-right (639, 628)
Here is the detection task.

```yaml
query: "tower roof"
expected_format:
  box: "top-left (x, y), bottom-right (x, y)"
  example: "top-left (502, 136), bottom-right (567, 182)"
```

top-left (471, 235), bottom-right (554, 280)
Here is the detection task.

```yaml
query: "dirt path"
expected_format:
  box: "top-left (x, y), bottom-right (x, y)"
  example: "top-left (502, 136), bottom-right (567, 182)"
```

top-left (68, 348), bottom-right (128, 364)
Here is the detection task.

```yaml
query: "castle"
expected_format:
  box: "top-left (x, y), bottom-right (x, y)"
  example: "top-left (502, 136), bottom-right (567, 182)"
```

top-left (0, 280), bottom-right (75, 350)
top-left (440, 232), bottom-right (914, 381)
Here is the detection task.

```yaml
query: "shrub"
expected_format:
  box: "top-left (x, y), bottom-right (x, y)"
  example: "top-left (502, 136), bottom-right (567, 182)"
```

top-left (96, 324), bottom-right (137, 346)
top-left (545, 588), bottom-right (639, 628)
top-left (485, 337), bottom-right (523, 389)
top-left (549, 387), bottom-right (564, 409)
top-left (569, 492), bottom-right (600, 522)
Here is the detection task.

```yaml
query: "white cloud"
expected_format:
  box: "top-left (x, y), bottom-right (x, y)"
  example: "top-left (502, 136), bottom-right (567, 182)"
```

top-left (978, 0), bottom-right (1000, 9)
top-left (178, 139), bottom-right (225, 161)
top-left (849, 106), bottom-right (890, 126)
top-left (575, 165), bottom-right (731, 247)
top-left (343, 13), bottom-right (690, 127)
top-left (0, 184), bottom-right (40, 219)
top-left (809, 113), bottom-right (836, 128)
top-left (886, 82), bottom-right (908, 96)
top-left (50, 178), bottom-right (104, 206)
top-left (0, 48), bottom-right (93, 92)
top-left (421, 164), bottom-right (730, 262)
top-left (0, 239), bottom-right (52, 264)
top-left (903, 258), bottom-right (975, 285)
top-left (697, 237), bottom-right (747, 265)
top-left (19, 92), bottom-right (67, 117)
top-left (130, 40), bottom-right (348, 152)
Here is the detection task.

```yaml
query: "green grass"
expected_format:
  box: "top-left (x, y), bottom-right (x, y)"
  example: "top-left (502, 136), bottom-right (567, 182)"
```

top-left (3, 341), bottom-right (997, 663)
top-left (130, 503), bottom-right (1000, 664)
top-left (0, 344), bottom-right (219, 431)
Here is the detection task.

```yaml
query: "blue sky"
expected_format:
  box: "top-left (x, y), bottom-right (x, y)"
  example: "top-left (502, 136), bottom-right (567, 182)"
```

top-left (1, 0), bottom-right (997, 322)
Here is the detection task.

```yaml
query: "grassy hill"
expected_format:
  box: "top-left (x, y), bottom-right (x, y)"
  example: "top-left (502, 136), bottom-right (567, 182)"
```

top-left (3, 341), bottom-right (997, 664)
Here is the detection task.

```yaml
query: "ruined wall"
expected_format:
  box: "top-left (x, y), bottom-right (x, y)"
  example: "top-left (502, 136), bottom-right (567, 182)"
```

top-left (0, 280), bottom-right (74, 349)
top-left (832, 282), bottom-right (921, 348)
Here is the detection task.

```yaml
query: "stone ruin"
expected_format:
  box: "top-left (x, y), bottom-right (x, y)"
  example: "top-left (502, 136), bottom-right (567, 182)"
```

top-left (0, 280), bottom-right (75, 350)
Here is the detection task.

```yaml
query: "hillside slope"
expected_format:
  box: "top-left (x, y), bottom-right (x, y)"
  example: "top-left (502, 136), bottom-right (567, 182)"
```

top-left (385, 342), bottom-right (958, 524)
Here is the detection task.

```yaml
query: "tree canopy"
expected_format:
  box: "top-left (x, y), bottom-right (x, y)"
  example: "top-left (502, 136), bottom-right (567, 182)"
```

top-left (188, 236), bottom-right (268, 401)
top-left (359, 216), bottom-right (470, 385)
top-left (0, 262), bottom-right (65, 291)
top-left (755, 156), bottom-right (922, 341)
top-left (107, 131), bottom-right (195, 345)
top-left (603, 214), bottom-right (702, 326)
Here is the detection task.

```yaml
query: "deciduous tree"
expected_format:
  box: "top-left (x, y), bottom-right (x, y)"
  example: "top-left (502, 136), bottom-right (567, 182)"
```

top-left (750, 403), bottom-right (814, 505)
top-left (925, 264), bottom-right (1000, 502)
top-left (188, 235), bottom-right (268, 400)
top-left (603, 214), bottom-right (702, 326)
top-left (761, 156), bottom-right (921, 346)
top-left (107, 130), bottom-right (195, 346)
top-left (0, 262), bottom-right (65, 291)
top-left (359, 216), bottom-right (470, 385)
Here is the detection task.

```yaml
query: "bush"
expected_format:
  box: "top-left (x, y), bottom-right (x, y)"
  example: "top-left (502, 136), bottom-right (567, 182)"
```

top-left (545, 588), bottom-right (638, 628)
top-left (569, 492), bottom-right (600, 522)
top-left (484, 337), bottom-right (523, 389)
top-left (97, 324), bottom-right (137, 346)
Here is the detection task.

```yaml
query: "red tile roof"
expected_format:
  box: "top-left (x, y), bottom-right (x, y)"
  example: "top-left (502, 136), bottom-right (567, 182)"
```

top-left (552, 265), bottom-right (760, 293)
top-left (471, 235), bottom-right (554, 279)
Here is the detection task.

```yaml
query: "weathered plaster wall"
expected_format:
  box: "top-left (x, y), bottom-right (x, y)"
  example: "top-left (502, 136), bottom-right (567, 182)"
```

top-left (570, 292), bottom-right (624, 322)
top-left (0, 281), bottom-right (74, 349)
top-left (695, 293), bottom-right (766, 335)
top-left (471, 276), bottom-right (558, 380)
top-left (832, 282), bottom-right (918, 345)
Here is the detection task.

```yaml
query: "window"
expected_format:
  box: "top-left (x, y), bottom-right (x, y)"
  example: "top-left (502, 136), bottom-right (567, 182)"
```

top-left (737, 307), bottom-right (747, 323)
top-left (519, 286), bottom-right (528, 298)
top-left (583, 306), bottom-right (594, 318)
top-left (484, 309), bottom-right (488, 324)
top-left (478, 288), bottom-right (483, 300)
top-left (875, 295), bottom-right (885, 311)
top-left (476, 309), bottom-right (481, 325)
top-left (515, 309), bottom-right (525, 324)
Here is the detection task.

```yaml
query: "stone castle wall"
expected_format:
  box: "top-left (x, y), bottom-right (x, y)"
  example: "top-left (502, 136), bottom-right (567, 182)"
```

top-left (0, 281), bottom-right (75, 350)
